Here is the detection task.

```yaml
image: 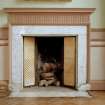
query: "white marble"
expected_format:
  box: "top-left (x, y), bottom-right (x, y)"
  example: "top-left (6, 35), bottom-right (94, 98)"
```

top-left (10, 25), bottom-right (88, 92)
top-left (9, 86), bottom-right (90, 97)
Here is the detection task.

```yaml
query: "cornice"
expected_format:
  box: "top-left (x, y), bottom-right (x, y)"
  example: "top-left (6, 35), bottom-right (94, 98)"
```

top-left (4, 8), bottom-right (95, 14)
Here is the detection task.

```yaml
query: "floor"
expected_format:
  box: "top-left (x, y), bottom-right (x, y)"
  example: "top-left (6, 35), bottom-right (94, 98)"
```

top-left (0, 91), bottom-right (105, 105)
top-left (9, 86), bottom-right (90, 97)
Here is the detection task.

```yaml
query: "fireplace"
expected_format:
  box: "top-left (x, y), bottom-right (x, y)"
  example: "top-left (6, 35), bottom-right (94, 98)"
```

top-left (4, 8), bottom-right (95, 96)
top-left (10, 26), bottom-right (87, 91)
top-left (23, 36), bottom-right (76, 88)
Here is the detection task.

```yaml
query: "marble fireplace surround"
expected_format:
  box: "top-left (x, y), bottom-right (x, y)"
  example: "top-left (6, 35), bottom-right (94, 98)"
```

top-left (4, 8), bottom-right (95, 93)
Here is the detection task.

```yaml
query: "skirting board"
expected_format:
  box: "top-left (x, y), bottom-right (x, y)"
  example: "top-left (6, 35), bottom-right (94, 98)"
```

top-left (90, 80), bottom-right (105, 90)
top-left (0, 80), bottom-right (9, 97)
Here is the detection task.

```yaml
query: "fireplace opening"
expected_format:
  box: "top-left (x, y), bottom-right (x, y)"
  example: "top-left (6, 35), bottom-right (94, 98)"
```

top-left (23, 36), bottom-right (76, 88)
top-left (36, 37), bottom-right (64, 87)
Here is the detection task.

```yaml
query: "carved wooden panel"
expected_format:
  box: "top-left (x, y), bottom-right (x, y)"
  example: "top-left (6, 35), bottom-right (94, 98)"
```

top-left (64, 37), bottom-right (76, 87)
top-left (9, 13), bottom-right (89, 25)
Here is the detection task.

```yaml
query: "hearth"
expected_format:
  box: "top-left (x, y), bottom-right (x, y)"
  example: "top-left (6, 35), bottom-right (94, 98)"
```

top-left (23, 36), bottom-right (76, 88)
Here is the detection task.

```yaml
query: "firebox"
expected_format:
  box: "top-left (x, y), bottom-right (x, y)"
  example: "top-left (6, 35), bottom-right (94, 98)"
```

top-left (23, 36), bottom-right (76, 88)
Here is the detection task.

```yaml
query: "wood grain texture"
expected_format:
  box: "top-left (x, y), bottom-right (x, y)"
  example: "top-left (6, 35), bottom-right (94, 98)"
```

top-left (64, 37), bottom-right (76, 87)
top-left (0, 80), bottom-right (9, 97)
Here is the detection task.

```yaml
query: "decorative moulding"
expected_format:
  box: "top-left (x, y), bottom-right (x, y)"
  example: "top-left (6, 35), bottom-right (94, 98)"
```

top-left (91, 28), bottom-right (105, 32)
top-left (4, 8), bottom-right (95, 25)
top-left (4, 8), bottom-right (95, 13)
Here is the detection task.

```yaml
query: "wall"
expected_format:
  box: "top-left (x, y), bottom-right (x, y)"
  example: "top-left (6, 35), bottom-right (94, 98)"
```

top-left (90, 29), bottom-right (105, 90)
top-left (0, 46), bottom-right (9, 80)
top-left (0, 27), bottom-right (8, 80)
top-left (0, 0), bottom-right (105, 90)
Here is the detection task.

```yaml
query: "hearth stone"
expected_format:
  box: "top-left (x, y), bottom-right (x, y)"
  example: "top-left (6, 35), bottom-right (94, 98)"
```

top-left (9, 86), bottom-right (90, 97)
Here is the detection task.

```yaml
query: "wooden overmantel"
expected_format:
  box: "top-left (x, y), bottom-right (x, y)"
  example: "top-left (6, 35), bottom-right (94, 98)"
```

top-left (4, 8), bottom-right (95, 25)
